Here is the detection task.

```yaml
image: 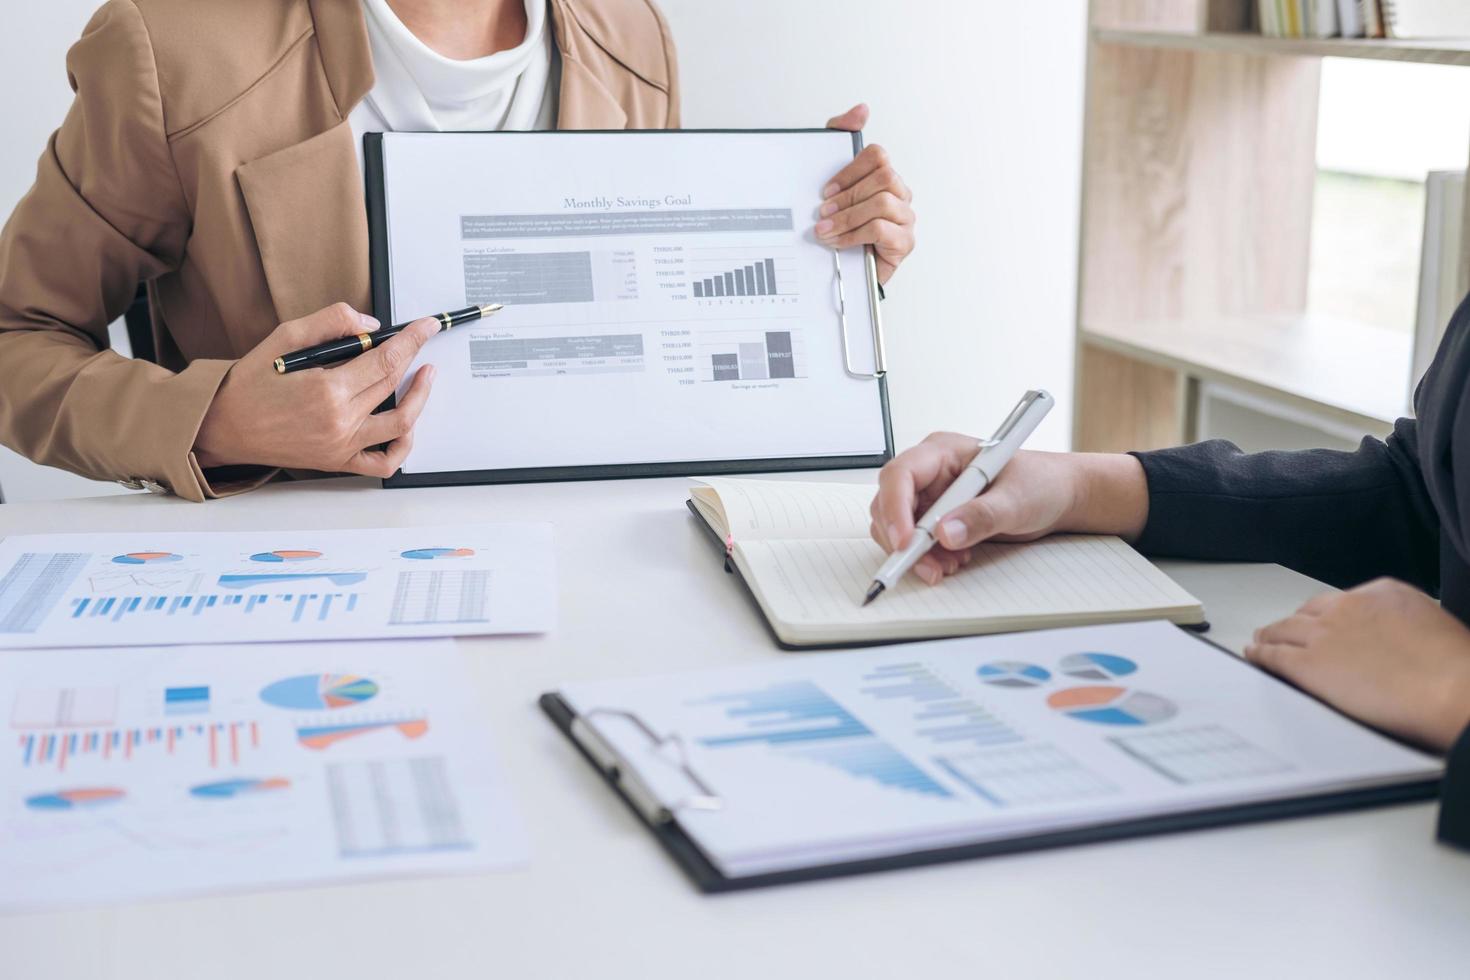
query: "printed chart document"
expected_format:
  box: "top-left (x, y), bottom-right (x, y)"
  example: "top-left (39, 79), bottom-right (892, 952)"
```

top-left (0, 640), bottom-right (526, 911)
top-left (0, 524), bottom-right (554, 649)
top-left (370, 130), bottom-right (890, 483)
top-left (689, 478), bottom-right (1204, 646)
top-left (553, 621), bottom-right (1440, 881)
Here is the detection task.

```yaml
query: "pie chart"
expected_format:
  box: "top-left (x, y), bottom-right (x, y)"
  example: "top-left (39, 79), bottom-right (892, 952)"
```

top-left (401, 547), bottom-right (475, 560)
top-left (1059, 652), bottom-right (1138, 681)
top-left (190, 778), bottom-right (291, 799)
top-left (1047, 686), bottom-right (1177, 726)
top-left (977, 661), bottom-right (1051, 688)
top-left (260, 673), bottom-right (380, 711)
top-left (112, 552), bottom-right (182, 565)
top-left (25, 788), bottom-right (126, 811)
top-left (250, 550), bottom-right (322, 563)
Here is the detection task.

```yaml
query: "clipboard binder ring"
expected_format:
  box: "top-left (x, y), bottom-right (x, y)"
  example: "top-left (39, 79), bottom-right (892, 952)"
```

top-left (572, 708), bottom-right (723, 825)
top-left (833, 248), bottom-right (888, 381)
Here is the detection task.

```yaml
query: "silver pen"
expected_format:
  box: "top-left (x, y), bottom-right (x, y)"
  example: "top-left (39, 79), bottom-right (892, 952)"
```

top-left (863, 390), bottom-right (1055, 606)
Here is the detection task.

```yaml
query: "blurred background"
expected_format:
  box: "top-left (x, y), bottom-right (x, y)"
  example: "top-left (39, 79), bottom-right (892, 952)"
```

top-left (3, 2), bottom-right (1468, 501)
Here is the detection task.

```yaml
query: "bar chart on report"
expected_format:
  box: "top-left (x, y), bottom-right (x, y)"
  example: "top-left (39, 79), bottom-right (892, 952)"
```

top-left (17, 720), bottom-right (262, 770)
top-left (701, 328), bottom-right (806, 382)
top-left (690, 248), bottom-right (798, 300)
top-left (69, 591), bottom-right (363, 626)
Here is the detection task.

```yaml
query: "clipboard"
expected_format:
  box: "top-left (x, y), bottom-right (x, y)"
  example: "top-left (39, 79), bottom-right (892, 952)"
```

top-left (364, 129), bottom-right (894, 489)
top-left (539, 634), bottom-right (1442, 894)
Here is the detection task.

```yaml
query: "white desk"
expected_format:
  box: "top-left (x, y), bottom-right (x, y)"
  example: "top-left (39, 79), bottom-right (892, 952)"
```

top-left (2, 476), bottom-right (1467, 980)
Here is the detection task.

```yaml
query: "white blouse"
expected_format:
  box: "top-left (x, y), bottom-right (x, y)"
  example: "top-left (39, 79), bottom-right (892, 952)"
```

top-left (348, 0), bottom-right (559, 168)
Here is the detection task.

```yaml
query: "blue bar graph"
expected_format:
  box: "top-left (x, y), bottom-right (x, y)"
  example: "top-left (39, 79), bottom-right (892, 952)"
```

top-left (67, 591), bottom-right (363, 627)
top-left (697, 682), bottom-right (869, 747)
top-left (695, 681), bottom-right (953, 799)
top-left (165, 686), bottom-right (210, 715)
top-left (796, 740), bottom-right (952, 798)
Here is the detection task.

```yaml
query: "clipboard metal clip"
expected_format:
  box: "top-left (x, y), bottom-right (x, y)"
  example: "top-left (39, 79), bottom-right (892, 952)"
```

top-left (572, 708), bottom-right (724, 826)
top-left (833, 248), bottom-right (888, 381)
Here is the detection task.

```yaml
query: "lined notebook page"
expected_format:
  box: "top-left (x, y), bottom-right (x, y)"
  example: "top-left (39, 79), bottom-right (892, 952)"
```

top-left (698, 479), bottom-right (874, 541)
top-left (740, 534), bottom-right (1201, 627)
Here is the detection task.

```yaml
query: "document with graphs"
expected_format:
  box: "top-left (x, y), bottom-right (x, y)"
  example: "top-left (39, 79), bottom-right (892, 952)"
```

top-left (366, 130), bottom-right (891, 486)
top-left (546, 621), bottom-right (1440, 886)
top-left (0, 525), bottom-right (554, 649)
top-left (688, 478), bottom-right (1204, 647)
top-left (0, 640), bottom-right (527, 911)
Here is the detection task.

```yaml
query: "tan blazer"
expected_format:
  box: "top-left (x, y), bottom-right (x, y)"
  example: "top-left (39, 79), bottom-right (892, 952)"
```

top-left (0, 0), bottom-right (680, 501)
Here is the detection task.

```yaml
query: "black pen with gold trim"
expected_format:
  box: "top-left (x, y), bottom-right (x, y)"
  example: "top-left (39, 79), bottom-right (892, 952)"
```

top-left (273, 303), bottom-right (504, 374)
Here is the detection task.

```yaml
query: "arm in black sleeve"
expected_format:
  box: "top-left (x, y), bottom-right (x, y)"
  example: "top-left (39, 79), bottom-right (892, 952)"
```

top-left (1129, 419), bottom-right (1440, 594)
top-left (1438, 723), bottom-right (1470, 849)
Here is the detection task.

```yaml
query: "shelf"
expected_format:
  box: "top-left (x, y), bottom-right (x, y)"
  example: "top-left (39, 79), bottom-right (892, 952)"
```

top-left (1081, 312), bottom-right (1411, 430)
top-left (1093, 29), bottom-right (1470, 66)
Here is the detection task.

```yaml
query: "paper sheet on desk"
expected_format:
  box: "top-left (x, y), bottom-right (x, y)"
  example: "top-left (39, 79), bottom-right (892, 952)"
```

top-left (0, 524), bottom-right (554, 648)
top-left (0, 640), bottom-right (527, 912)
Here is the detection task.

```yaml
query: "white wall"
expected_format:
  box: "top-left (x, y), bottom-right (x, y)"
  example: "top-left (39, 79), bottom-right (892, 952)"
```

top-left (0, 0), bottom-right (1087, 501)
top-left (1, 1), bottom-right (135, 503)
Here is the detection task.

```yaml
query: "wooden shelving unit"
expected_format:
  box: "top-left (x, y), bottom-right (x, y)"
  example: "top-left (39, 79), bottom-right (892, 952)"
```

top-left (1073, 0), bottom-right (1470, 452)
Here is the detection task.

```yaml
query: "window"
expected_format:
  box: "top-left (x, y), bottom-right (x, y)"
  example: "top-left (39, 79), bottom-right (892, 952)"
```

top-left (1309, 58), bottom-right (1470, 333)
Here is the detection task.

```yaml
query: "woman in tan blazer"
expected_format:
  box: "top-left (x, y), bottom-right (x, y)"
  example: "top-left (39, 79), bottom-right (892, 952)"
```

top-left (0, 0), bottom-right (916, 501)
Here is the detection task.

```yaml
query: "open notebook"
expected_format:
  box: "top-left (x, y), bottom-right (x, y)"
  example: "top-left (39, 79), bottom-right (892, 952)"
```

top-left (689, 478), bottom-right (1204, 647)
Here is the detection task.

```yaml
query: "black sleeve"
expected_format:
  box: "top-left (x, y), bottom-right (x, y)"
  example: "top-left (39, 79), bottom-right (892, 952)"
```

top-left (1438, 723), bottom-right (1470, 849)
top-left (1129, 420), bottom-right (1440, 594)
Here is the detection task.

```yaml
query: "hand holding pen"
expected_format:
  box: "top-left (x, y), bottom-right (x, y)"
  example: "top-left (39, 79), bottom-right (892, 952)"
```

top-left (194, 304), bottom-right (442, 479)
top-left (867, 391), bottom-right (1152, 597)
top-left (864, 391), bottom-right (1053, 603)
top-left (194, 302), bottom-right (502, 479)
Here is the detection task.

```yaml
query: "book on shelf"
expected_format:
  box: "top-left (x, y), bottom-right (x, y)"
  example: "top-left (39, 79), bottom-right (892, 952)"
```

top-left (1260, 0), bottom-right (1344, 37)
top-left (1411, 170), bottom-right (1467, 398)
top-left (1259, 0), bottom-right (1470, 38)
top-left (1364, 0), bottom-right (1385, 37)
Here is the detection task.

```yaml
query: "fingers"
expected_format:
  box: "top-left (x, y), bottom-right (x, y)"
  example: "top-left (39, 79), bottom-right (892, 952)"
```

top-left (817, 192), bottom-right (915, 246)
top-left (275, 302), bottom-right (379, 350)
top-left (343, 429), bottom-right (415, 480)
top-left (354, 365), bottom-right (434, 447)
top-left (1243, 640), bottom-right (1305, 679)
top-left (825, 103), bottom-right (870, 133)
top-left (1253, 614), bottom-right (1319, 649)
top-left (932, 493), bottom-right (1017, 551)
top-left (873, 442), bottom-right (951, 550)
top-left (821, 143), bottom-right (890, 199)
top-left (820, 165), bottom-right (912, 218)
top-left (1298, 591), bottom-right (1338, 616)
top-left (914, 547), bottom-right (972, 586)
top-left (341, 318), bottom-right (440, 405)
top-left (818, 214), bottom-right (916, 257)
